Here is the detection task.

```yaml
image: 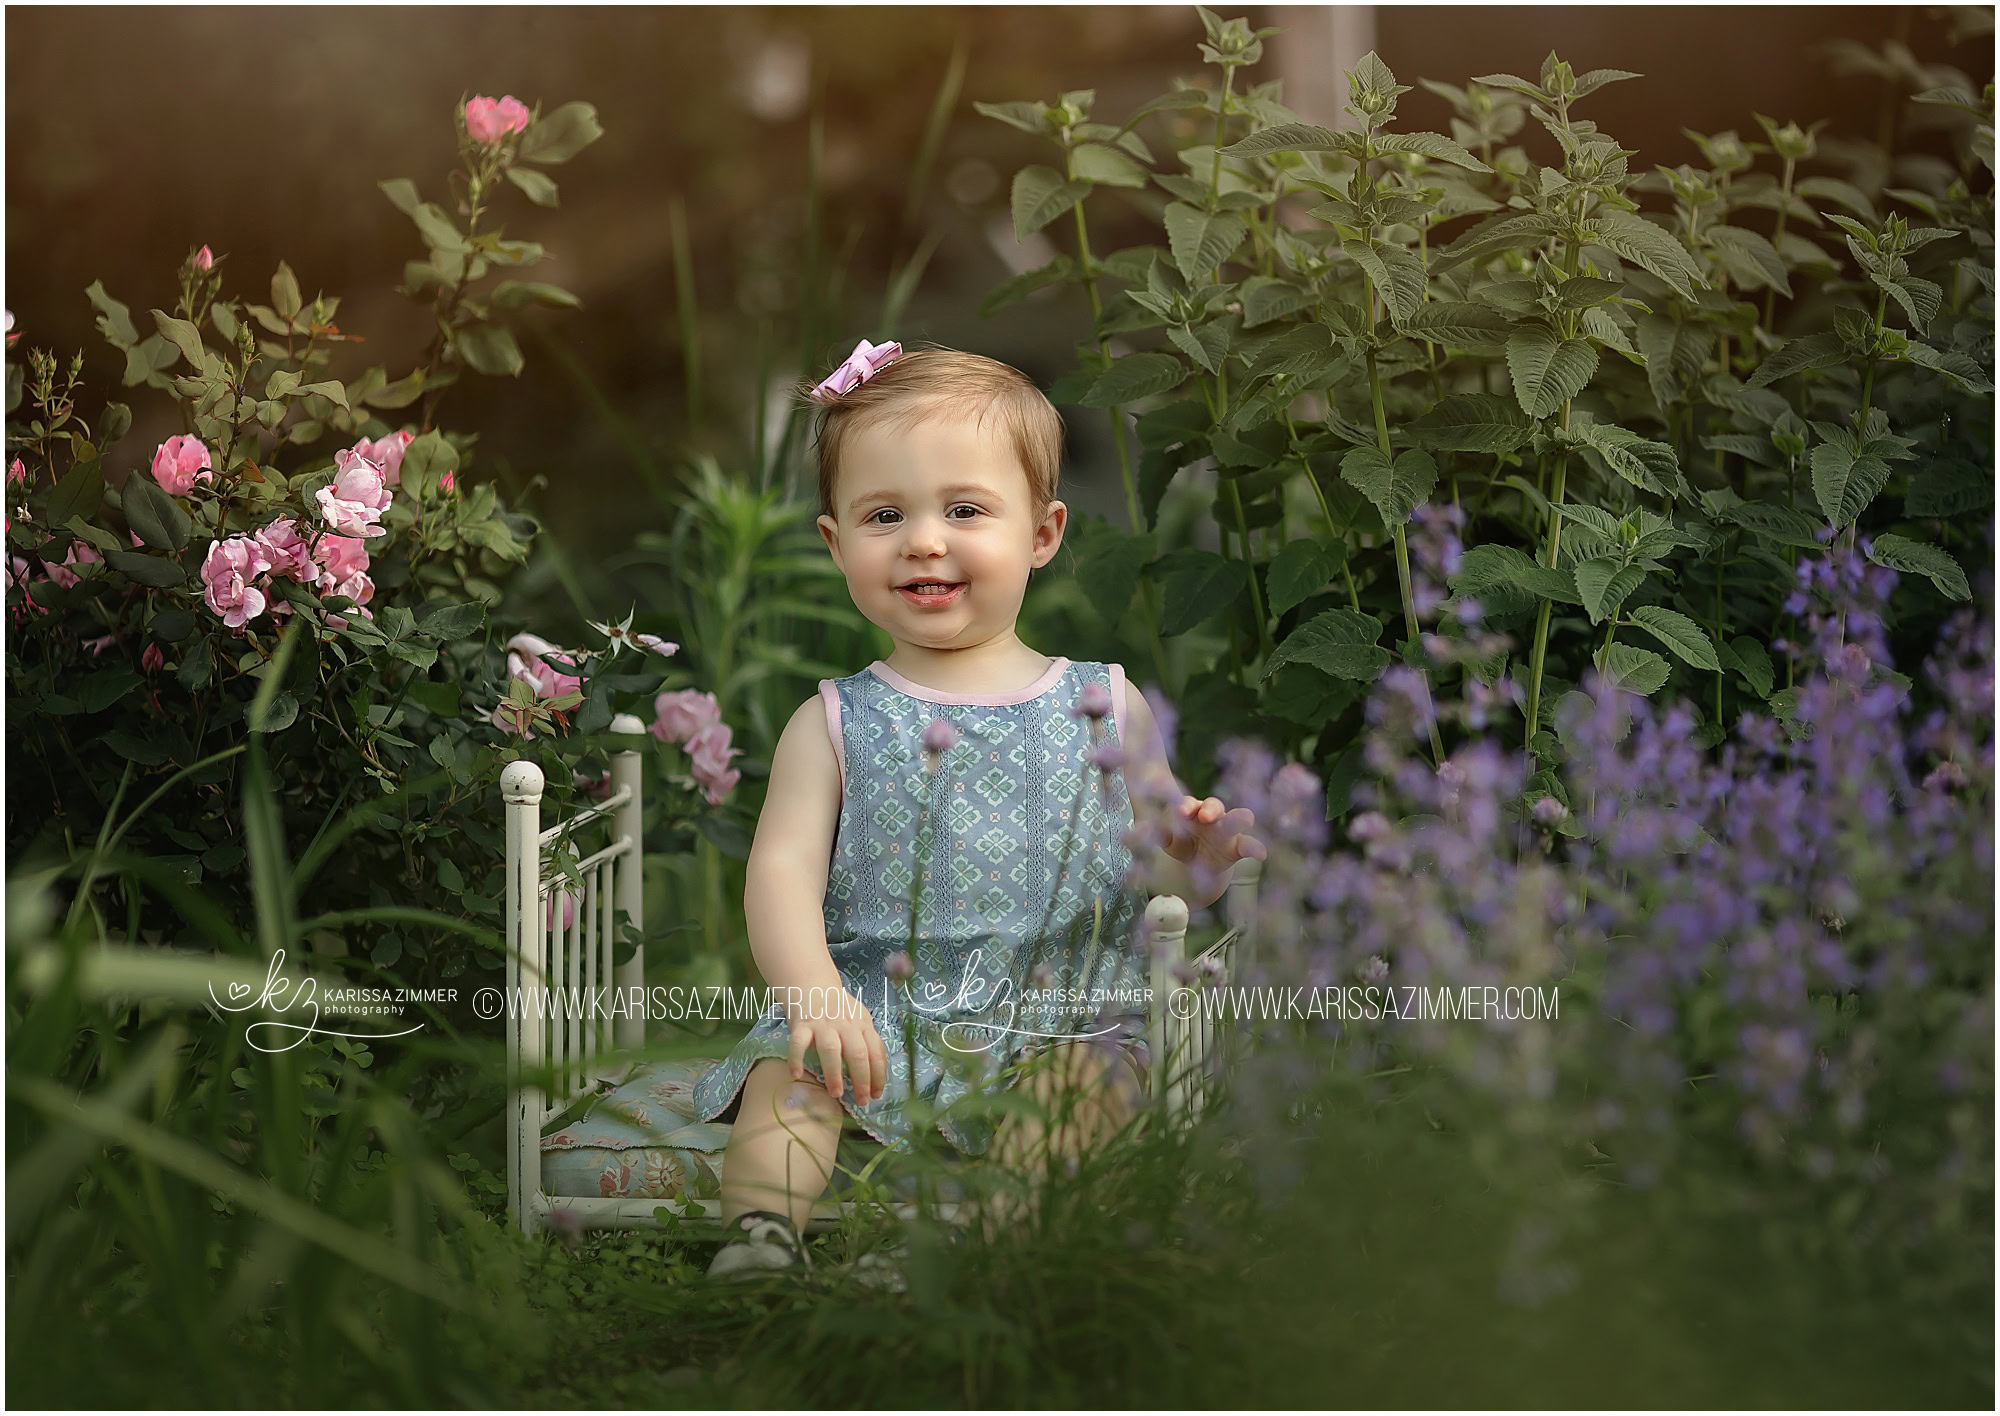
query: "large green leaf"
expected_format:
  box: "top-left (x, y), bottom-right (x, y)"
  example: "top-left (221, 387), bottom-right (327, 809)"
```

top-left (1371, 131), bottom-right (1491, 172)
top-left (1154, 548), bottom-right (1250, 635)
top-left (1218, 121), bottom-right (1346, 157)
top-left (1586, 208), bottom-right (1702, 300)
top-left (1405, 394), bottom-right (1533, 452)
top-left (1451, 543), bottom-right (1582, 611)
top-left (1267, 537), bottom-right (1347, 615)
top-left (1633, 314), bottom-right (1716, 410)
top-left (1263, 608), bottom-right (1391, 682)
top-left (1705, 224), bottom-right (1791, 295)
top-left (979, 256), bottom-right (1076, 318)
top-left (1600, 641), bottom-right (1670, 696)
top-left (1238, 275), bottom-right (1314, 327)
top-left (1718, 500), bottom-right (1824, 547)
top-left (1344, 238), bottom-right (1427, 324)
top-left (1579, 422), bottom-right (1686, 499)
top-left (122, 474), bottom-right (192, 551)
top-left (1399, 302), bottom-right (1511, 348)
top-left (1574, 558), bottom-right (1646, 625)
top-left (46, 458), bottom-right (105, 526)
top-left (1506, 326), bottom-right (1598, 418)
top-left (1746, 332), bottom-right (1845, 388)
top-left (519, 101), bottom-right (604, 165)
top-left (1164, 203), bottom-right (1248, 281)
top-left (1626, 605), bottom-right (1721, 670)
top-left (1080, 352), bottom-right (1186, 407)
top-left (1339, 446), bottom-right (1436, 527)
top-left (1810, 443), bottom-right (1891, 527)
top-left (1011, 166), bottom-right (1091, 240)
top-left (103, 550), bottom-right (187, 588)
top-left (455, 322), bottom-right (524, 378)
top-left (1070, 143), bottom-right (1151, 188)
top-left (1868, 533), bottom-right (1971, 601)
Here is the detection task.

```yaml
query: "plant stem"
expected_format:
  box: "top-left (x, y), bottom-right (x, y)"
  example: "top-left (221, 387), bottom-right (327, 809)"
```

top-left (1522, 435), bottom-right (1571, 746)
top-left (1759, 154), bottom-right (1798, 336)
top-left (1366, 346), bottom-right (1446, 767)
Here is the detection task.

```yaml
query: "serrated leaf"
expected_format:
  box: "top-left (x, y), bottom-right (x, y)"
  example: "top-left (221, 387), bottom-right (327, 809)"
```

top-left (1579, 422), bottom-right (1685, 500)
top-left (1810, 443), bottom-right (1890, 527)
top-left (979, 256), bottom-right (1076, 318)
top-left (1372, 131), bottom-right (1491, 172)
top-left (1718, 500), bottom-right (1824, 547)
top-left (1164, 203), bottom-right (1248, 281)
top-left (1705, 224), bottom-right (1791, 296)
top-left (1600, 642), bottom-right (1670, 696)
top-left (1405, 394), bottom-right (1534, 452)
top-left (1263, 608), bottom-right (1391, 682)
top-left (1080, 352), bottom-right (1186, 407)
top-left (1165, 319), bottom-right (1233, 375)
top-left (1451, 542), bottom-right (1582, 610)
top-left (1903, 341), bottom-right (1993, 395)
top-left (1070, 143), bottom-right (1150, 188)
top-left (1345, 238), bottom-right (1427, 324)
top-left (1587, 207), bottom-right (1702, 300)
top-left (1574, 558), bottom-right (1645, 624)
top-left (1868, 533), bottom-right (1970, 601)
top-left (974, 99), bottom-right (1053, 136)
top-left (1339, 446), bottom-right (1436, 527)
top-left (1872, 272), bottom-right (1943, 333)
top-left (1725, 636), bottom-right (1775, 697)
top-left (1747, 332), bottom-right (1846, 388)
top-left (1268, 537), bottom-right (1348, 615)
top-left (1506, 325), bottom-right (1598, 418)
top-left (1011, 166), bottom-right (1090, 240)
top-left (1400, 302), bottom-right (1511, 348)
top-left (1238, 276), bottom-right (1314, 327)
top-left (1219, 121), bottom-right (1346, 158)
top-left (1626, 605), bottom-right (1720, 669)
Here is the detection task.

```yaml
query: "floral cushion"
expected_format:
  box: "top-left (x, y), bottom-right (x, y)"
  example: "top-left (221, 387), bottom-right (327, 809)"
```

top-left (540, 1055), bottom-right (732, 1201)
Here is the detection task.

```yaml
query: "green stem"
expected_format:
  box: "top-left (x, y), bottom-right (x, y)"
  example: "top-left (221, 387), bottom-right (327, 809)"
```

top-left (1760, 154), bottom-right (1797, 336)
top-left (1599, 609), bottom-right (1619, 668)
top-left (1366, 346), bottom-right (1446, 767)
top-left (1523, 441), bottom-right (1570, 746)
top-left (1856, 284), bottom-right (1891, 431)
top-left (1713, 550), bottom-right (1726, 727)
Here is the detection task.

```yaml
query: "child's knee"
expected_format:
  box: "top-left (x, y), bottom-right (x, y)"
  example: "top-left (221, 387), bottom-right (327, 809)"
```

top-left (745, 1057), bottom-right (845, 1126)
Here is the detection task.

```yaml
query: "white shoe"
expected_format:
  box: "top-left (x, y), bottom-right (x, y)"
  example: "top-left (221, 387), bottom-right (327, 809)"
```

top-left (845, 1239), bottom-right (909, 1294)
top-left (705, 1211), bottom-right (810, 1282)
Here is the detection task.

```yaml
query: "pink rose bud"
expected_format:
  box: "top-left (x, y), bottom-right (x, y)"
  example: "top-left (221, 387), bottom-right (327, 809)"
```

top-left (141, 643), bottom-right (164, 672)
top-left (7, 458), bottom-right (25, 487)
top-left (885, 952), bottom-right (914, 982)
top-left (1072, 682), bottom-right (1113, 720)
top-left (465, 95), bottom-right (532, 145)
top-left (194, 245), bottom-right (214, 272)
top-left (149, 435), bottom-right (215, 496)
top-left (921, 718), bottom-right (960, 755)
top-left (439, 469), bottom-right (456, 495)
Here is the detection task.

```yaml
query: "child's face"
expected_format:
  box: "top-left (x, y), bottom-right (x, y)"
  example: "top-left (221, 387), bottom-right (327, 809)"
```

top-left (815, 412), bottom-right (1065, 654)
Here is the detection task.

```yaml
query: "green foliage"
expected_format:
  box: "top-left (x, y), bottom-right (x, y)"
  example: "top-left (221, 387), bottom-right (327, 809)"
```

top-left (975, 11), bottom-right (1992, 799)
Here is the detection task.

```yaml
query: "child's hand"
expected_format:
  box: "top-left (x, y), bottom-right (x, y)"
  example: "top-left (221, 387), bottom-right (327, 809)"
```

top-left (1165, 795), bottom-right (1267, 883)
top-left (787, 985), bottom-right (888, 1105)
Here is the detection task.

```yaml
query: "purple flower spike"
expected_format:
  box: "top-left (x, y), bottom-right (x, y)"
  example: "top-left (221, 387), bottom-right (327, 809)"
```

top-left (1087, 741), bottom-right (1125, 773)
top-left (921, 718), bottom-right (960, 754)
top-left (1073, 682), bottom-right (1114, 721)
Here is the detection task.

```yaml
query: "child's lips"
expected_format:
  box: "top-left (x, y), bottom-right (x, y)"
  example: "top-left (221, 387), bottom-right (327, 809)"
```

top-left (897, 581), bottom-right (965, 608)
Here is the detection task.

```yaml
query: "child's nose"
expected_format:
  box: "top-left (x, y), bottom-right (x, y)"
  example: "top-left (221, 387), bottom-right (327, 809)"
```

top-left (902, 515), bottom-right (949, 555)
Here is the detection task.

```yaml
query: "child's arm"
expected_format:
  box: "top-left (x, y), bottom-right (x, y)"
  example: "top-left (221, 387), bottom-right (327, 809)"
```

top-left (1118, 675), bottom-right (1266, 912)
top-left (745, 695), bottom-right (887, 1102)
top-left (743, 697), bottom-right (846, 995)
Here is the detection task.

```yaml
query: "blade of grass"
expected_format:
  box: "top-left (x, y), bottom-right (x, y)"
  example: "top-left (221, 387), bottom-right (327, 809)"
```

top-left (903, 28), bottom-right (970, 231)
top-left (668, 192), bottom-right (702, 432)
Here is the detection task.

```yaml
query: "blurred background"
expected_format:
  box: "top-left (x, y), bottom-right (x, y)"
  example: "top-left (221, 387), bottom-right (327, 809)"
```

top-left (7, 5), bottom-right (1987, 559)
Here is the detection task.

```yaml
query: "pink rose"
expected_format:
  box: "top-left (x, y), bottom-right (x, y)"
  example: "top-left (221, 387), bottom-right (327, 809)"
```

top-left (150, 435), bottom-right (214, 496)
top-left (465, 95), bottom-right (531, 145)
top-left (439, 469), bottom-right (456, 495)
top-left (7, 458), bottom-right (25, 487)
top-left (545, 888), bottom-right (579, 933)
top-left (685, 720), bottom-right (743, 805)
top-left (43, 541), bottom-right (103, 590)
top-left (201, 536), bottom-right (272, 630)
top-left (506, 632), bottom-right (584, 699)
top-left (194, 245), bottom-right (214, 272)
top-left (253, 516), bottom-right (315, 583)
top-left (312, 533), bottom-right (371, 587)
top-left (142, 643), bottom-right (164, 672)
top-left (315, 448), bottom-right (392, 538)
top-left (348, 430), bottom-right (416, 488)
top-left (650, 688), bottom-right (720, 746)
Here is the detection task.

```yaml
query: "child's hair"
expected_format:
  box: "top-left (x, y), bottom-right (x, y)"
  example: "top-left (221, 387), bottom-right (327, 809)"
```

top-left (800, 344), bottom-right (1064, 524)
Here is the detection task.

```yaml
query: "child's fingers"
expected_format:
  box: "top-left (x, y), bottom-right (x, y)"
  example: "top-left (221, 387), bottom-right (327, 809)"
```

top-left (865, 1025), bottom-right (888, 1102)
top-left (787, 1023), bottom-right (812, 1082)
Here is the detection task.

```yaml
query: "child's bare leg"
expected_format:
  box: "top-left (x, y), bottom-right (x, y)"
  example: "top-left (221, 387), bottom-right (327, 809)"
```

top-left (720, 1056), bottom-right (844, 1235)
top-left (975, 1040), bottom-right (1143, 1240)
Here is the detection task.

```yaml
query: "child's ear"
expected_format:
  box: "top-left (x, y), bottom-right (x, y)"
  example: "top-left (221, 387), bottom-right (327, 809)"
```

top-left (1030, 499), bottom-right (1067, 569)
top-left (816, 514), bottom-right (844, 572)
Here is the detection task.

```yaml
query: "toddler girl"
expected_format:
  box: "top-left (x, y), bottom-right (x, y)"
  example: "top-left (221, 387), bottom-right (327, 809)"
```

top-left (691, 340), bottom-right (1265, 1280)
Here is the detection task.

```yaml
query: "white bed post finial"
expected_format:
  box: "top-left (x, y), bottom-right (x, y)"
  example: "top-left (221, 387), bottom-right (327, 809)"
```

top-left (501, 758), bottom-right (546, 1238)
top-left (609, 713), bottom-right (646, 1052)
top-left (1145, 893), bottom-right (1191, 1126)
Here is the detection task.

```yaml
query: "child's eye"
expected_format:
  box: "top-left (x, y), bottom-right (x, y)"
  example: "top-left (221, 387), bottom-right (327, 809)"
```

top-left (948, 504), bottom-right (981, 520)
top-left (866, 508), bottom-right (900, 525)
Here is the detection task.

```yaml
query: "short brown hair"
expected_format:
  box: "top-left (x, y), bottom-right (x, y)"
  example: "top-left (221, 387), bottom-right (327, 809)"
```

top-left (803, 344), bottom-right (1064, 523)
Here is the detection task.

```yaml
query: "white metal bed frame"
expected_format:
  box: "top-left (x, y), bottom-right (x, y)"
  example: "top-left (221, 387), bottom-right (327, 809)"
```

top-left (501, 711), bottom-right (1257, 1238)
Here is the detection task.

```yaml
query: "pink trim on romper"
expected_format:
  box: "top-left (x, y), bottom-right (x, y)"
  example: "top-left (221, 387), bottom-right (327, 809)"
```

top-left (818, 679), bottom-right (845, 796)
top-left (1108, 662), bottom-right (1128, 746)
top-left (866, 654), bottom-right (1072, 705)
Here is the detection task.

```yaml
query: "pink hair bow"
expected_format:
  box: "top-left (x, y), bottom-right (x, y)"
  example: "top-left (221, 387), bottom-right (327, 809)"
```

top-left (810, 338), bottom-right (902, 404)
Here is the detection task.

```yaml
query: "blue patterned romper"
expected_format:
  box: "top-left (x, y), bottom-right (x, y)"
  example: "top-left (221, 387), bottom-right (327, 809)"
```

top-left (690, 655), bottom-right (1153, 1157)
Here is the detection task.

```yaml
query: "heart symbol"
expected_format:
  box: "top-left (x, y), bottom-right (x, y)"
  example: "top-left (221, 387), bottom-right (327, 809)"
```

top-left (921, 980), bottom-right (948, 1008)
top-left (228, 982), bottom-right (250, 1001)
